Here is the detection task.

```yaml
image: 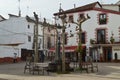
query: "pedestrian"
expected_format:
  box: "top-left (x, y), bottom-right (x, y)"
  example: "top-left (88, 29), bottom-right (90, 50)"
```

top-left (13, 53), bottom-right (17, 63)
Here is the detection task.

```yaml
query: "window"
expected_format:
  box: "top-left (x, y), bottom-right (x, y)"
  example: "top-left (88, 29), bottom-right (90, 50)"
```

top-left (28, 25), bottom-right (30, 29)
top-left (65, 33), bottom-right (68, 44)
top-left (79, 14), bottom-right (84, 19)
top-left (47, 37), bottom-right (51, 49)
top-left (119, 5), bottom-right (120, 12)
top-left (77, 32), bottom-right (85, 44)
top-left (28, 36), bottom-right (31, 42)
top-left (97, 29), bottom-right (106, 44)
top-left (38, 38), bottom-right (41, 49)
top-left (68, 15), bottom-right (73, 22)
top-left (81, 33), bottom-right (85, 44)
top-left (99, 13), bottom-right (107, 25)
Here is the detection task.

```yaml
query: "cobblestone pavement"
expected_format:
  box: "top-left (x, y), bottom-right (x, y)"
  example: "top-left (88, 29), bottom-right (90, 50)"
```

top-left (0, 62), bottom-right (120, 80)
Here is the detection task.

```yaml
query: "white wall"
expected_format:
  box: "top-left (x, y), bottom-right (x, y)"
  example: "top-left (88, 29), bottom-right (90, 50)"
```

top-left (112, 46), bottom-right (120, 60)
top-left (55, 9), bottom-right (120, 61)
top-left (58, 10), bottom-right (120, 46)
top-left (102, 5), bottom-right (119, 11)
top-left (0, 16), bottom-right (43, 58)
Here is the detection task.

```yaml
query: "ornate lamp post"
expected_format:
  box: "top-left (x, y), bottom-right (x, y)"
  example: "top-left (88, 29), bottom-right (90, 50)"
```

top-left (41, 17), bottom-right (63, 71)
top-left (57, 4), bottom-right (67, 72)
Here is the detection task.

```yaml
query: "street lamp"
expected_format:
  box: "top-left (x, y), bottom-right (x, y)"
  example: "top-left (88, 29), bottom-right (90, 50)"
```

top-left (57, 34), bottom-right (61, 61)
top-left (41, 17), bottom-right (63, 72)
top-left (57, 4), bottom-right (67, 72)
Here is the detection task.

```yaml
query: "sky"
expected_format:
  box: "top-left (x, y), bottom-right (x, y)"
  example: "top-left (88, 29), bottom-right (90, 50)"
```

top-left (0, 0), bottom-right (119, 20)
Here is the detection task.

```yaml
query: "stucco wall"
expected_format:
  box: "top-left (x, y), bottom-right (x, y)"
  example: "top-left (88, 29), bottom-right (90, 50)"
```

top-left (55, 9), bottom-right (120, 62)
top-left (56, 9), bottom-right (120, 46)
top-left (0, 16), bottom-right (43, 58)
top-left (102, 5), bottom-right (119, 11)
top-left (112, 46), bottom-right (120, 60)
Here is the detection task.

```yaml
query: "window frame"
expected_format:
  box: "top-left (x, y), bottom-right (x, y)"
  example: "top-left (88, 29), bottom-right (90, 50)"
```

top-left (28, 25), bottom-right (30, 29)
top-left (81, 32), bottom-right (86, 44)
top-left (99, 13), bottom-right (107, 25)
top-left (68, 15), bottom-right (73, 23)
top-left (28, 36), bottom-right (31, 42)
top-left (79, 13), bottom-right (85, 20)
top-left (97, 29), bottom-right (106, 44)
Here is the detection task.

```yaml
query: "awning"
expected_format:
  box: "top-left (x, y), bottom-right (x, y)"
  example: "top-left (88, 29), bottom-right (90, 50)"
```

top-left (49, 46), bottom-right (85, 53)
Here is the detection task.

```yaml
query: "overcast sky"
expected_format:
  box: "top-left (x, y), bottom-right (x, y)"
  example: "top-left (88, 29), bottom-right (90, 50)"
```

top-left (0, 0), bottom-right (119, 20)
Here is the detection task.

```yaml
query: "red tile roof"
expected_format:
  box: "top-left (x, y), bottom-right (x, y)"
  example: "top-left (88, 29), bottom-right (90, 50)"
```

top-left (54, 2), bottom-right (101, 15)
top-left (54, 1), bottom-right (120, 16)
top-left (93, 8), bottom-right (120, 15)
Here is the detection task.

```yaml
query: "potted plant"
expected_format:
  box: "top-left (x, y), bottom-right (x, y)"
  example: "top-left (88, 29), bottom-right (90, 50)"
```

top-left (90, 39), bottom-right (96, 44)
top-left (110, 36), bottom-right (115, 44)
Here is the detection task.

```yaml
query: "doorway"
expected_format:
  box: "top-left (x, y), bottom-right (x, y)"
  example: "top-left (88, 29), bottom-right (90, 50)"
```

top-left (103, 47), bottom-right (112, 62)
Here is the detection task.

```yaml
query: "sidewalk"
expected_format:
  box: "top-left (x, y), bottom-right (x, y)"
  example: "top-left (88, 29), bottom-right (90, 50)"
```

top-left (0, 62), bottom-right (120, 80)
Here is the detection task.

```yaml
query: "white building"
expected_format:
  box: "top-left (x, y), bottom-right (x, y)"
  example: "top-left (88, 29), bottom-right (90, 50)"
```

top-left (0, 14), bottom-right (43, 62)
top-left (54, 2), bottom-right (120, 62)
top-left (102, 0), bottom-right (120, 12)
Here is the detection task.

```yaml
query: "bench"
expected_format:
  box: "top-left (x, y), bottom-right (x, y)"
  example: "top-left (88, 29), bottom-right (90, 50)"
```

top-left (24, 61), bottom-right (33, 74)
top-left (30, 63), bottom-right (50, 75)
top-left (80, 62), bottom-right (98, 73)
top-left (30, 65), bottom-right (43, 75)
top-left (90, 63), bottom-right (98, 72)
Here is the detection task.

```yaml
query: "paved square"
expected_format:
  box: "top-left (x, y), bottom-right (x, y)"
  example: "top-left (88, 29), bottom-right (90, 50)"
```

top-left (0, 62), bottom-right (120, 80)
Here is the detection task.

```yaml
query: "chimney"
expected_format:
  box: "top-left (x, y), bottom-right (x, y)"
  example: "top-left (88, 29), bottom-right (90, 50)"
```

top-left (18, 0), bottom-right (21, 17)
top-left (74, 4), bottom-right (76, 8)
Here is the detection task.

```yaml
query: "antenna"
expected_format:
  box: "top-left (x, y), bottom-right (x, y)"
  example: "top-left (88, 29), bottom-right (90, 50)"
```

top-left (59, 3), bottom-right (62, 12)
top-left (74, 4), bottom-right (76, 8)
top-left (18, 0), bottom-right (21, 17)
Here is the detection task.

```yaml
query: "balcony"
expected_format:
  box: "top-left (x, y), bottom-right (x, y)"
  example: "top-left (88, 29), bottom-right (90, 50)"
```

top-left (90, 37), bottom-right (120, 45)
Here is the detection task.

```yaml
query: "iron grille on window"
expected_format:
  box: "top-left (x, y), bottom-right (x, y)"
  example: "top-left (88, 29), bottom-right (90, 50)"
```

top-left (97, 29), bottom-right (106, 44)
